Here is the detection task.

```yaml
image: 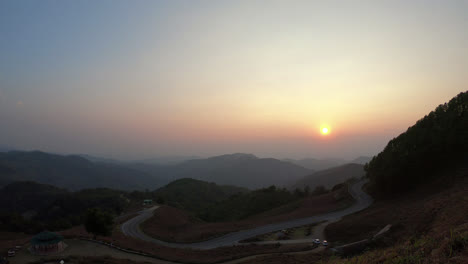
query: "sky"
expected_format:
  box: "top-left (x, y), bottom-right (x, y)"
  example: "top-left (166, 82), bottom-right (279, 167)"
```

top-left (0, 0), bottom-right (467, 160)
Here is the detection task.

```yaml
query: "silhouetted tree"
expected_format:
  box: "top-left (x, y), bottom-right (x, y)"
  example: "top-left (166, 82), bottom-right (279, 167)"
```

top-left (331, 183), bottom-right (344, 192)
top-left (84, 208), bottom-right (114, 240)
top-left (312, 185), bottom-right (327, 195)
top-left (294, 188), bottom-right (305, 197)
top-left (156, 196), bottom-right (165, 204)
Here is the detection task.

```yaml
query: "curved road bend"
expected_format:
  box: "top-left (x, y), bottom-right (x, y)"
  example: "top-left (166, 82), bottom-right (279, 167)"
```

top-left (121, 180), bottom-right (373, 250)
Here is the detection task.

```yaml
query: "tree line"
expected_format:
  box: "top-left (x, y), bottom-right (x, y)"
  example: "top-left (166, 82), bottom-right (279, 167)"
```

top-left (365, 91), bottom-right (468, 196)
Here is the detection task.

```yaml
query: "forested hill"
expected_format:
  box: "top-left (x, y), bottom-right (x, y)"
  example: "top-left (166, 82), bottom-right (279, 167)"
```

top-left (366, 91), bottom-right (468, 195)
top-left (153, 178), bottom-right (303, 222)
top-left (0, 181), bottom-right (128, 233)
top-left (0, 151), bottom-right (164, 190)
top-left (153, 178), bottom-right (248, 213)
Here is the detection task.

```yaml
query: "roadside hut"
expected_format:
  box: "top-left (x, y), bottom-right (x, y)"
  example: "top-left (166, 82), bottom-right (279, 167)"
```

top-left (143, 199), bottom-right (153, 205)
top-left (30, 231), bottom-right (66, 255)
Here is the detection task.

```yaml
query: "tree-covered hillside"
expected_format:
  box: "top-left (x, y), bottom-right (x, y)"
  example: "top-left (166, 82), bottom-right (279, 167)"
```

top-left (0, 181), bottom-right (128, 233)
top-left (366, 91), bottom-right (468, 195)
top-left (153, 178), bottom-right (306, 222)
top-left (153, 178), bottom-right (248, 213)
top-left (199, 185), bottom-right (301, 222)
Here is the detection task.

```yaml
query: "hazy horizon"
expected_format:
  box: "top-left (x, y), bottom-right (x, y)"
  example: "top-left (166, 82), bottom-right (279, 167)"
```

top-left (1, 1), bottom-right (467, 160)
top-left (0, 145), bottom-right (371, 163)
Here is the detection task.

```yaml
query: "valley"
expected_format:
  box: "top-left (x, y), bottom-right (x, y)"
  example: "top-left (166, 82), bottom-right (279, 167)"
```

top-left (1, 92), bottom-right (467, 264)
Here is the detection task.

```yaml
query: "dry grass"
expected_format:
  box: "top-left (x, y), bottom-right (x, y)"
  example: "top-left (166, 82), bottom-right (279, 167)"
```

top-left (326, 174), bottom-right (468, 245)
top-left (241, 174), bottom-right (468, 263)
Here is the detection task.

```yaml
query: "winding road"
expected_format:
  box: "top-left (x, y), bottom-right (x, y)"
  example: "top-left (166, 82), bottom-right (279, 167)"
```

top-left (121, 179), bottom-right (373, 249)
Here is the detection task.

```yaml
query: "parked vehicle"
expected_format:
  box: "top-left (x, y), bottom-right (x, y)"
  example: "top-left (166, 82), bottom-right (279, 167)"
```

top-left (313, 238), bottom-right (320, 244)
top-left (7, 250), bottom-right (15, 257)
top-left (322, 240), bottom-right (329, 246)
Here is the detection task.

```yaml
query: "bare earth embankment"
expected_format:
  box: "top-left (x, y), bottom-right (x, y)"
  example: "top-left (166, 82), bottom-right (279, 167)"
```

top-left (236, 172), bottom-right (468, 264)
top-left (325, 172), bottom-right (468, 245)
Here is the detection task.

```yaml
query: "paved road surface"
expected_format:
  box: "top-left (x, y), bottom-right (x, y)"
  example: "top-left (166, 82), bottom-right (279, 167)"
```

top-left (121, 180), bottom-right (373, 249)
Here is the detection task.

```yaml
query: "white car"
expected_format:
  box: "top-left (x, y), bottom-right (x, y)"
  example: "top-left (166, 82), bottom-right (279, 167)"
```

top-left (7, 249), bottom-right (15, 257)
top-left (322, 240), bottom-right (328, 246)
top-left (313, 238), bottom-right (320, 244)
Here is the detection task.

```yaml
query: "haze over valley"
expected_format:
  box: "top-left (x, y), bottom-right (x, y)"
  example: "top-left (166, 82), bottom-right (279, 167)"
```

top-left (1, 1), bottom-right (467, 264)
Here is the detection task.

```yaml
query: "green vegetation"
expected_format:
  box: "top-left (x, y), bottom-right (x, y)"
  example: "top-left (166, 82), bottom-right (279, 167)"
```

top-left (84, 208), bottom-right (114, 239)
top-left (0, 177), bottom-right (311, 233)
top-left (151, 178), bottom-right (310, 222)
top-left (366, 91), bottom-right (468, 195)
top-left (447, 229), bottom-right (468, 258)
top-left (198, 185), bottom-right (301, 222)
top-left (153, 178), bottom-right (248, 213)
top-left (0, 181), bottom-right (127, 233)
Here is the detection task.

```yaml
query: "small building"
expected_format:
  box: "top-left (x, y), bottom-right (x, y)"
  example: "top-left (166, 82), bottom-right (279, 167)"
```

top-left (143, 199), bottom-right (153, 205)
top-left (30, 231), bottom-right (66, 255)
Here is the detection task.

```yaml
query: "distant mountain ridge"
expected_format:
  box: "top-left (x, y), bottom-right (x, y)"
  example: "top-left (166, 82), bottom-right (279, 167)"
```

top-left (77, 154), bottom-right (202, 165)
top-left (0, 151), bottom-right (313, 190)
top-left (0, 145), bottom-right (17, 153)
top-left (292, 163), bottom-right (365, 190)
top-left (164, 153), bottom-right (312, 189)
top-left (351, 156), bottom-right (372, 164)
top-left (285, 156), bottom-right (371, 171)
top-left (133, 155), bottom-right (203, 165)
top-left (0, 151), bottom-right (165, 191)
top-left (284, 158), bottom-right (345, 171)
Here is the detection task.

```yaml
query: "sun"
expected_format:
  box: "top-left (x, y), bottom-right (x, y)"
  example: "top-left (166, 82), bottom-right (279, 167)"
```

top-left (321, 126), bottom-right (330, 135)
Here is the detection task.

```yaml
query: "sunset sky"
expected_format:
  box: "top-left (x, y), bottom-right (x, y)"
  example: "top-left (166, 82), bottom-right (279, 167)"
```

top-left (1, 1), bottom-right (467, 160)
